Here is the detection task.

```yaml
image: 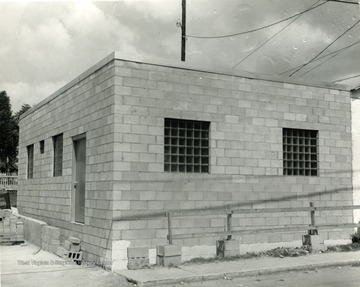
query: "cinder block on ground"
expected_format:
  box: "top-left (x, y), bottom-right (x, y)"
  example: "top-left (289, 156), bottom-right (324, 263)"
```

top-left (156, 244), bottom-right (181, 257)
top-left (216, 239), bottom-right (240, 258)
top-left (67, 251), bottom-right (83, 261)
top-left (302, 234), bottom-right (327, 253)
top-left (68, 237), bottom-right (81, 244)
top-left (156, 245), bottom-right (181, 267)
top-left (127, 257), bottom-right (149, 270)
top-left (127, 247), bottom-right (148, 258)
top-left (70, 244), bottom-right (81, 252)
top-left (156, 254), bottom-right (182, 266)
top-left (127, 247), bottom-right (149, 269)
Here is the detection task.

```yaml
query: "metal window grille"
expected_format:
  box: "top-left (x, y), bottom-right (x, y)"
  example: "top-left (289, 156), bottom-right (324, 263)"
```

top-left (164, 118), bottom-right (210, 173)
top-left (53, 134), bottom-right (63, 177)
top-left (27, 144), bottom-right (34, 179)
top-left (283, 128), bottom-right (318, 176)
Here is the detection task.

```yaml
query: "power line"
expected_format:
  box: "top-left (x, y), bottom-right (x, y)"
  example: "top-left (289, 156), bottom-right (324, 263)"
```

top-left (299, 40), bottom-right (360, 77)
top-left (332, 73), bottom-right (360, 83)
top-left (327, 0), bottom-right (359, 4)
top-left (186, 1), bottom-right (327, 39)
top-left (232, 0), bottom-right (322, 69)
top-left (288, 19), bottom-right (360, 77)
top-left (279, 40), bottom-right (360, 75)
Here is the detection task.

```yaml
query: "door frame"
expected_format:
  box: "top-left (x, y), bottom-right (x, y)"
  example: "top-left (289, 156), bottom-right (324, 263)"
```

top-left (71, 133), bottom-right (86, 223)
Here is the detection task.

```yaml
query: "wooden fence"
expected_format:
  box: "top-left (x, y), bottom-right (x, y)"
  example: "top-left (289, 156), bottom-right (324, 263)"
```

top-left (114, 202), bottom-right (360, 244)
top-left (165, 202), bottom-right (360, 244)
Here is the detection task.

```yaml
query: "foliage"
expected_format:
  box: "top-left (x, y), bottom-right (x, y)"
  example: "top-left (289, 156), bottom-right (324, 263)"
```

top-left (326, 243), bottom-right (360, 252)
top-left (350, 233), bottom-right (360, 243)
top-left (184, 246), bottom-right (311, 265)
top-left (0, 91), bottom-right (31, 173)
top-left (13, 104), bottom-right (32, 124)
top-left (185, 242), bottom-right (360, 265)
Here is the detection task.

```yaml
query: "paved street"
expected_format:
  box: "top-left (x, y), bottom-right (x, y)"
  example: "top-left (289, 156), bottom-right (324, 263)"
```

top-left (164, 265), bottom-right (360, 287)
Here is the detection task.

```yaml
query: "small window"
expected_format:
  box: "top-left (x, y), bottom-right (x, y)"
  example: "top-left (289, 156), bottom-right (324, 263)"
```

top-left (283, 128), bottom-right (318, 176)
top-left (27, 144), bottom-right (34, 179)
top-left (40, 140), bottom-right (45, 154)
top-left (164, 118), bottom-right (210, 173)
top-left (53, 134), bottom-right (63, 177)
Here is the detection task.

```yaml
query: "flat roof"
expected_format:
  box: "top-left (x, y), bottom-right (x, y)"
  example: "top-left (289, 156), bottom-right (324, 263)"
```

top-left (21, 51), bottom-right (354, 120)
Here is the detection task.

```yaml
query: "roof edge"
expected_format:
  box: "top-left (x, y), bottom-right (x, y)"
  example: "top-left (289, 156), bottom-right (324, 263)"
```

top-left (20, 52), bottom-right (116, 121)
top-left (21, 51), bottom-right (352, 121)
top-left (113, 51), bottom-right (352, 92)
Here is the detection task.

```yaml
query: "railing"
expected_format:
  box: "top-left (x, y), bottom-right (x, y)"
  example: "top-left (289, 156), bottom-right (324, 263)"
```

top-left (0, 174), bottom-right (18, 191)
top-left (166, 202), bottom-right (360, 244)
top-left (114, 202), bottom-right (360, 245)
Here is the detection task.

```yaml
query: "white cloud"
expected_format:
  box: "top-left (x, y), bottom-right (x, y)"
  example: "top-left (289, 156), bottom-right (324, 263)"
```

top-left (0, 1), bottom-right (145, 110)
top-left (3, 81), bottom-right (66, 112)
top-left (0, 0), bottom-right (359, 112)
top-left (122, 0), bottom-right (181, 22)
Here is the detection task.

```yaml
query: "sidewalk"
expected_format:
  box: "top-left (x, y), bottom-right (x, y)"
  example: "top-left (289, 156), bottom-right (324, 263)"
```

top-left (0, 243), bottom-right (131, 287)
top-left (115, 250), bottom-right (360, 286)
top-left (1, 242), bottom-right (360, 287)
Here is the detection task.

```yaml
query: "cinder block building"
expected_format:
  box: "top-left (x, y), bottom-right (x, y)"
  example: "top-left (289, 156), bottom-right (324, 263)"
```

top-left (18, 52), bottom-right (355, 270)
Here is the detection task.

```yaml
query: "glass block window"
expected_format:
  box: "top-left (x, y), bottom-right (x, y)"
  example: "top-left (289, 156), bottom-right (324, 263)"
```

top-left (53, 134), bottom-right (63, 177)
top-left (27, 144), bottom-right (34, 179)
top-left (283, 128), bottom-right (318, 176)
top-left (164, 118), bottom-right (210, 173)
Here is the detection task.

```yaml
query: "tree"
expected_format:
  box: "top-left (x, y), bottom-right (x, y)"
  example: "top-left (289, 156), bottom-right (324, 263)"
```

top-left (0, 91), bottom-right (31, 174)
top-left (0, 91), bottom-right (17, 173)
top-left (14, 104), bottom-right (31, 124)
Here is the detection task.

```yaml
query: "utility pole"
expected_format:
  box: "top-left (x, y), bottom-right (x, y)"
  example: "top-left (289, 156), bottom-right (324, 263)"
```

top-left (181, 0), bottom-right (186, 61)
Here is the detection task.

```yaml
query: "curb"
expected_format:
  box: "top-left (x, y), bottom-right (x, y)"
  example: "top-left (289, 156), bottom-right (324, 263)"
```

top-left (125, 259), bottom-right (360, 287)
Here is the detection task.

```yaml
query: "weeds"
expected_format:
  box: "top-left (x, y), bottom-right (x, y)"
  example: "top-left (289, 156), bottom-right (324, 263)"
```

top-left (184, 243), bottom-right (360, 265)
top-left (326, 243), bottom-right (360, 253)
top-left (184, 246), bottom-right (311, 265)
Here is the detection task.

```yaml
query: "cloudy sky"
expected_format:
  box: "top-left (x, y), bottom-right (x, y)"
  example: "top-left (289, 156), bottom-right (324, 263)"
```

top-left (1, 0), bottom-right (359, 112)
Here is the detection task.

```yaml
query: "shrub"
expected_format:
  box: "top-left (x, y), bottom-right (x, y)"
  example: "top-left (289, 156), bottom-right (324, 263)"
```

top-left (351, 233), bottom-right (360, 243)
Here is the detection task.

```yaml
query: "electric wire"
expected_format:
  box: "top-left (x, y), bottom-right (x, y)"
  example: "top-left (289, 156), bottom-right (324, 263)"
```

top-left (327, 0), bottom-right (359, 4)
top-left (279, 40), bottom-right (360, 75)
top-left (298, 43), bottom-right (354, 77)
top-left (232, 0), bottom-right (322, 69)
top-left (288, 19), bottom-right (360, 77)
top-left (332, 73), bottom-right (360, 82)
top-left (186, 1), bottom-right (327, 39)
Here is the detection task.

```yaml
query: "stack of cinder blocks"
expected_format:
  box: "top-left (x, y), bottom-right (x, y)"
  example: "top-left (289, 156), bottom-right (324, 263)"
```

top-left (56, 237), bottom-right (82, 264)
top-left (127, 247), bottom-right (149, 270)
top-left (156, 245), bottom-right (182, 267)
top-left (302, 233), bottom-right (326, 253)
top-left (216, 239), bottom-right (240, 258)
top-left (41, 226), bottom-right (60, 253)
top-left (0, 209), bottom-right (24, 244)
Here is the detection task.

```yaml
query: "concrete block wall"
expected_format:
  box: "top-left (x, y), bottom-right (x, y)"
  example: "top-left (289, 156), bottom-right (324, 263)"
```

top-left (17, 53), bottom-right (354, 269)
top-left (351, 88), bottom-right (360, 225)
top-left (111, 59), bottom-right (353, 253)
top-left (18, 55), bottom-right (117, 263)
top-left (18, 214), bottom-right (47, 246)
